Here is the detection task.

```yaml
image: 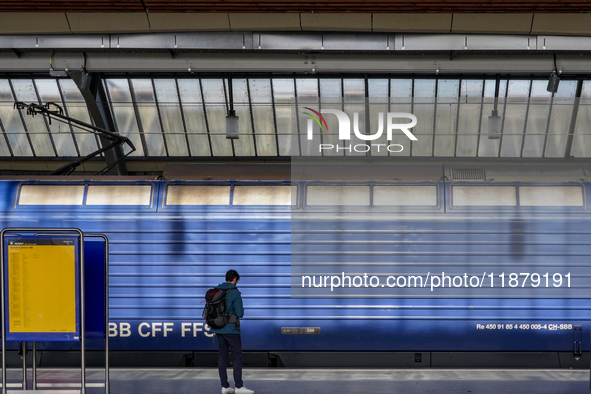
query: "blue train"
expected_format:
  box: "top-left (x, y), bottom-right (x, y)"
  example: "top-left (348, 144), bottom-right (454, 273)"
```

top-left (0, 170), bottom-right (589, 367)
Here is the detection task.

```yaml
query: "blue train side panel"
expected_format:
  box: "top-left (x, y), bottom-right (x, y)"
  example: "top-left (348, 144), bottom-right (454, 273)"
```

top-left (0, 180), bottom-right (589, 352)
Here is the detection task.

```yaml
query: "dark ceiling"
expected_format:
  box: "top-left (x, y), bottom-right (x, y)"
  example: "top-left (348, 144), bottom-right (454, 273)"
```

top-left (1, 0), bottom-right (590, 13)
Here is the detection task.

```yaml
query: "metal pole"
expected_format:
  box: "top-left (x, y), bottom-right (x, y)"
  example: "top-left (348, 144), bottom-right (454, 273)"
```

top-left (21, 341), bottom-right (26, 390)
top-left (87, 234), bottom-right (110, 394)
top-left (80, 231), bottom-right (85, 394)
top-left (1, 229), bottom-right (6, 394)
top-left (228, 74), bottom-right (234, 113)
top-left (32, 342), bottom-right (36, 390)
top-left (104, 236), bottom-right (109, 394)
top-left (564, 78), bottom-right (583, 158)
top-left (493, 74), bottom-right (500, 112)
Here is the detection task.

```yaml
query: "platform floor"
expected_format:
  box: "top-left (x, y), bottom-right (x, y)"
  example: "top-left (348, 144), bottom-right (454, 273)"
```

top-left (2, 368), bottom-right (589, 393)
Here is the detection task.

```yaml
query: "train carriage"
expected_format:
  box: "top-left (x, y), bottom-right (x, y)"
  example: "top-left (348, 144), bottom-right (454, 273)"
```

top-left (1, 164), bottom-right (589, 367)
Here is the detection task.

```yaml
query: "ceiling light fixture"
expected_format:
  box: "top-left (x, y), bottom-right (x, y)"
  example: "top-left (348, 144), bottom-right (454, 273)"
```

top-left (547, 54), bottom-right (560, 94)
top-left (488, 75), bottom-right (502, 140)
top-left (226, 75), bottom-right (239, 139)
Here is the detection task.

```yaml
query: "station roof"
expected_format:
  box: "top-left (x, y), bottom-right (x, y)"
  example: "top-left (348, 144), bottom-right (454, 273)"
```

top-left (0, 1), bottom-right (590, 175)
top-left (0, 76), bottom-right (590, 165)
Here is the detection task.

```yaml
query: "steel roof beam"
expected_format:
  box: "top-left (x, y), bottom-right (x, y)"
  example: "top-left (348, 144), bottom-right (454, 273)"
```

top-left (0, 33), bottom-right (588, 52)
top-left (68, 72), bottom-right (128, 175)
top-left (3, 52), bottom-right (591, 75)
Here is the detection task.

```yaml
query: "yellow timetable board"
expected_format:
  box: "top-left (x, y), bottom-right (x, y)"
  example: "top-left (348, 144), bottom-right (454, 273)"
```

top-left (7, 244), bottom-right (76, 333)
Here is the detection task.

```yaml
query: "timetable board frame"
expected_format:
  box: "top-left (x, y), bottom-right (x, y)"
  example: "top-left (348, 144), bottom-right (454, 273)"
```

top-left (1, 228), bottom-right (88, 394)
top-left (2, 234), bottom-right (81, 342)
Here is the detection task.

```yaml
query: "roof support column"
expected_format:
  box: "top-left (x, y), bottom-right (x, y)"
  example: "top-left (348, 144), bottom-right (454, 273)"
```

top-left (564, 78), bottom-right (584, 158)
top-left (69, 71), bottom-right (128, 175)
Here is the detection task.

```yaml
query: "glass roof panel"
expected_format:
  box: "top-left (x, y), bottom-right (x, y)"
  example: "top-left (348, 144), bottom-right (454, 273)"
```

top-left (177, 79), bottom-right (211, 157)
top-left (343, 78), bottom-right (365, 101)
top-left (201, 79), bottom-right (233, 156)
top-left (320, 79), bottom-right (343, 157)
top-left (367, 79), bottom-right (389, 157)
top-left (104, 79), bottom-right (144, 157)
top-left (130, 79), bottom-right (166, 156)
top-left (249, 78), bottom-right (277, 157)
top-left (412, 79), bottom-right (436, 156)
top-left (388, 79), bottom-right (413, 156)
top-left (229, 79), bottom-right (255, 157)
top-left (35, 79), bottom-right (78, 157)
top-left (522, 81), bottom-right (552, 158)
top-left (11, 79), bottom-right (55, 156)
top-left (572, 81), bottom-right (591, 158)
top-left (434, 79), bottom-right (460, 157)
top-left (153, 79), bottom-right (189, 156)
top-left (320, 78), bottom-right (342, 98)
top-left (500, 80), bottom-right (530, 158)
top-left (545, 80), bottom-right (577, 158)
top-left (0, 79), bottom-right (28, 156)
top-left (368, 78), bottom-right (388, 98)
top-left (390, 79), bottom-right (413, 98)
top-left (272, 79), bottom-right (295, 156)
top-left (58, 79), bottom-right (100, 156)
top-left (343, 78), bottom-right (366, 157)
top-left (0, 127), bottom-right (10, 156)
top-left (456, 79), bottom-right (483, 157)
top-left (296, 78), bottom-right (320, 157)
top-left (296, 78), bottom-right (318, 97)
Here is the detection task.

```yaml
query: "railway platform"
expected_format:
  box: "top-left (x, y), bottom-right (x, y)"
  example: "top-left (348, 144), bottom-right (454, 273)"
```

top-left (2, 368), bottom-right (588, 393)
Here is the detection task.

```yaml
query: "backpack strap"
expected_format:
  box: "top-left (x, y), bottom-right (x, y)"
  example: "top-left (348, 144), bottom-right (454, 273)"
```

top-left (224, 288), bottom-right (240, 329)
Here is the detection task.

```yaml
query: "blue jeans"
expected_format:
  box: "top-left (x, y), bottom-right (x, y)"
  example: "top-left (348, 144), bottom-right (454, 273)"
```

top-left (217, 334), bottom-right (244, 389)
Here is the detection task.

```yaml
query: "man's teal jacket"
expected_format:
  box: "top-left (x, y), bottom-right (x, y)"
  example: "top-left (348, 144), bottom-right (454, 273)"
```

top-left (208, 282), bottom-right (244, 335)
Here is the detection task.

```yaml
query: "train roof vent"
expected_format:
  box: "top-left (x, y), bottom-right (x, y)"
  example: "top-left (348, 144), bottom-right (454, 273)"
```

top-left (451, 168), bottom-right (485, 181)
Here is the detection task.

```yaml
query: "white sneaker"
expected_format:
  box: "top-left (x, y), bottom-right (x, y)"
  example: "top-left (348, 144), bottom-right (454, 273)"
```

top-left (234, 387), bottom-right (254, 394)
top-left (221, 387), bottom-right (235, 394)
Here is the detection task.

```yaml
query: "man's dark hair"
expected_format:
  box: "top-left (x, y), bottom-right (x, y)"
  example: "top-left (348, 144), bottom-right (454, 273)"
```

top-left (226, 269), bottom-right (240, 282)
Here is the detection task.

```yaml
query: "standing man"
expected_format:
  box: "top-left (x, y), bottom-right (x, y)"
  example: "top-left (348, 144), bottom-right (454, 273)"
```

top-left (210, 270), bottom-right (254, 394)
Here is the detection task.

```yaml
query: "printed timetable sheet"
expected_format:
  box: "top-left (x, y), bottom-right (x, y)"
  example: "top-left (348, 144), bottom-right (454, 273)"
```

top-left (7, 242), bottom-right (76, 333)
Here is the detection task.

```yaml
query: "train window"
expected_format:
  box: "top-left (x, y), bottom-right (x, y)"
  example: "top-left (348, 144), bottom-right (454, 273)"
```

top-left (519, 186), bottom-right (584, 207)
top-left (307, 185), bottom-right (370, 206)
top-left (86, 185), bottom-right (152, 206)
top-left (18, 184), bottom-right (84, 205)
top-left (453, 185), bottom-right (516, 206)
top-left (374, 185), bottom-right (437, 206)
top-left (166, 185), bottom-right (230, 205)
top-left (233, 186), bottom-right (293, 205)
